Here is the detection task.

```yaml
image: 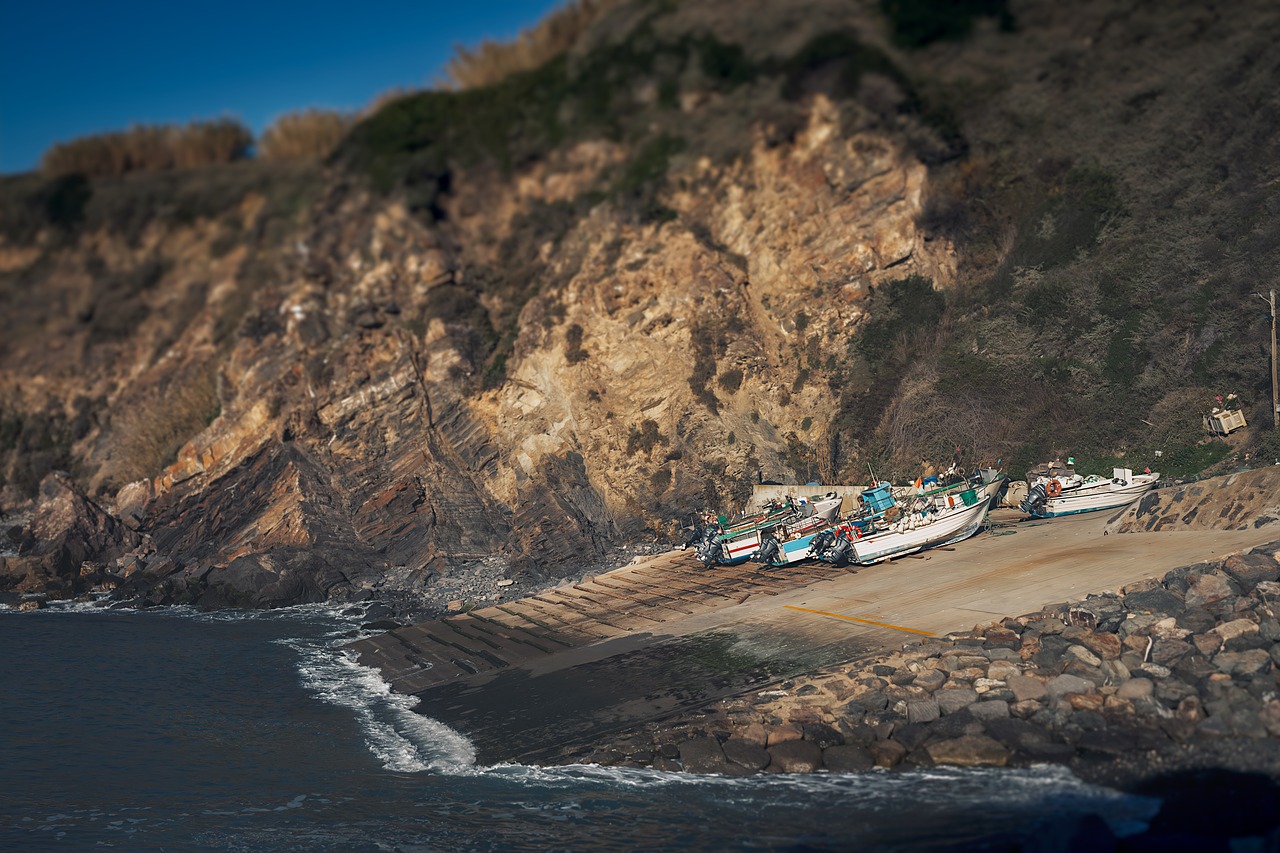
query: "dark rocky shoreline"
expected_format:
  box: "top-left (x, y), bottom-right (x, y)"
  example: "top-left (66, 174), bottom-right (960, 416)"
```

top-left (0, 475), bottom-right (673, 621)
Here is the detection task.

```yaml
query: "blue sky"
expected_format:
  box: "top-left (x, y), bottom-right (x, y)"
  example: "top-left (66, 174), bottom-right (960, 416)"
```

top-left (0, 1), bottom-right (564, 174)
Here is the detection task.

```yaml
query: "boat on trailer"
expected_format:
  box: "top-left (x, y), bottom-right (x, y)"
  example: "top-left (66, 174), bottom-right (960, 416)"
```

top-left (1019, 462), bottom-right (1159, 518)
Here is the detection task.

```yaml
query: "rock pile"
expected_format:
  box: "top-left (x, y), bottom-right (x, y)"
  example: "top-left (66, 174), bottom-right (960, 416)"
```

top-left (571, 541), bottom-right (1280, 782)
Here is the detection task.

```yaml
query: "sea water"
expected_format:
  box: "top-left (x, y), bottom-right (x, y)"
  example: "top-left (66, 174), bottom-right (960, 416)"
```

top-left (0, 603), bottom-right (1158, 851)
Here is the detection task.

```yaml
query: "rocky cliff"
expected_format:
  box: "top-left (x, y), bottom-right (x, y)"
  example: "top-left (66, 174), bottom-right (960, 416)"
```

top-left (2, 0), bottom-right (1279, 607)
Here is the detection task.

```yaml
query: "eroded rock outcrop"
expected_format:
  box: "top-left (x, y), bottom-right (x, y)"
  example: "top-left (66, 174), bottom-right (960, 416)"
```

top-left (0, 472), bottom-right (140, 596)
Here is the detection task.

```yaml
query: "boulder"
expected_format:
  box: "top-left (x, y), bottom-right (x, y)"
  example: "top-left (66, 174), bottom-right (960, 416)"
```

top-left (766, 724), bottom-right (802, 746)
top-left (1214, 649), bottom-right (1272, 676)
top-left (870, 738), bottom-right (907, 768)
top-left (1065, 692), bottom-right (1105, 713)
top-left (1212, 618), bottom-right (1260, 643)
top-left (906, 699), bottom-right (940, 724)
top-left (767, 738), bottom-right (824, 772)
top-left (822, 744), bottom-right (874, 772)
top-left (986, 660), bottom-right (1020, 680)
top-left (678, 737), bottom-right (728, 774)
top-left (1133, 663), bottom-right (1171, 679)
top-left (935, 687), bottom-right (979, 715)
top-left (1028, 616), bottom-right (1066, 635)
top-left (929, 708), bottom-right (983, 739)
top-left (1116, 678), bottom-right (1154, 700)
top-left (968, 700), bottom-right (1011, 722)
top-left (722, 738), bottom-right (771, 771)
top-left (892, 722), bottom-right (934, 752)
top-left (925, 734), bottom-right (1010, 767)
top-left (983, 627), bottom-right (1021, 650)
top-left (1007, 674), bottom-right (1049, 702)
top-left (1065, 644), bottom-right (1103, 667)
top-left (983, 717), bottom-right (1055, 751)
top-left (801, 722), bottom-right (844, 749)
top-left (1010, 699), bottom-right (1043, 719)
top-left (736, 722), bottom-right (768, 746)
top-left (1074, 729), bottom-right (1141, 756)
top-left (1192, 633), bottom-right (1224, 656)
top-left (1185, 572), bottom-right (1238, 608)
top-left (1176, 607), bottom-right (1218, 633)
top-left (1222, 552), bottom-right (1280, 590)
top-left (1150, 639), bottom-right (1195, 667)
top-left (1046, 674), bottom-right (1095, 698)
top-left (1123, 587), bottom-right (1185, 615)
top-left (913, 668), bottom-right (947, 691)
top-left (1079, 631), bottom-right (1122, 661)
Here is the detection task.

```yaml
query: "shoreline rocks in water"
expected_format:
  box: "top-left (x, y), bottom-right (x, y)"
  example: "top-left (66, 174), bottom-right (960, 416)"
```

top-left (560, 540), bottom-right (1280, 791)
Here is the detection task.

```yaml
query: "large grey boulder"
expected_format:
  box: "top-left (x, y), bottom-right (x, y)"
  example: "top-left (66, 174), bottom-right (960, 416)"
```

top-left (1124, 587), bottom-right (1185, 615)
top-left (721, 738), bottom-right (770, 771)
top-left (768, 738), bottom-right (824, 772)
top-left (679, 737), bottom-right (728, 774)
top-left (822, 744), bottom-right (874, 772)
top-left (936, 687), bottom-right (979, 715)
top-left (926, 735), bottom-right (1011, 767)
top-left (1046, 674), bottom-right (1095, 698)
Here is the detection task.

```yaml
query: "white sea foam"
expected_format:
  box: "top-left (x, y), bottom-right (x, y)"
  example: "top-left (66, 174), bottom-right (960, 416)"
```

top-left (285, 637), bottom-right (477, 773)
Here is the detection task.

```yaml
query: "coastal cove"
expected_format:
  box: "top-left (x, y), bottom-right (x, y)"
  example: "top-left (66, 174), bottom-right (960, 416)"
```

top-left (1, 604), bottom-right (1163, 852)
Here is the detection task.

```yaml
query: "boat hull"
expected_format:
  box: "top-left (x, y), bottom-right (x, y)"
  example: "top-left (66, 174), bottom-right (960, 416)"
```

top-left (717, 495), bottom-right (841, 564)
top-left (850, 497), bottom-right (991, 565)
top-left (768, 526), bottom-right (833, 566)
top-left (1027, 475), bottom-right (1158, 518)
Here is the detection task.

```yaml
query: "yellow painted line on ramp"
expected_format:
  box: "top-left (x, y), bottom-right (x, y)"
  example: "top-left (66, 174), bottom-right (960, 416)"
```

top-left (783, 605), bottom-right (936, 637)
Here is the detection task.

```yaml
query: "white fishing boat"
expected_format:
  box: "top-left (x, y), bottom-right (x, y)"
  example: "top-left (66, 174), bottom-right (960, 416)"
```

top-left (697, 493), bottom-right (842, 565)
top-left (753, 515), bottom-right (844, 566)
top-left (848, 488), bottom-right (992, 565)
top-left (1019, 465), bottom-right (1159, 518)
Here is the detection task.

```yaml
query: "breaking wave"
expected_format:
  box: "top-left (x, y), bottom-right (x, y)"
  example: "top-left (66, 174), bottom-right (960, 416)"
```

top-left (287, 637), bottom-right (477, 773)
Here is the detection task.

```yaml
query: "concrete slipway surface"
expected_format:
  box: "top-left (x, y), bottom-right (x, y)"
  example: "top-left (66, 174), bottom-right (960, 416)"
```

top-left (350, 475), bottom-right (1279, 763)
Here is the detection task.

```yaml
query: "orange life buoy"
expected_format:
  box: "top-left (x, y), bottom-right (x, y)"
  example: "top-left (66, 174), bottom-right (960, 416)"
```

top-left (1046, 480), bottom-right (1063, 498)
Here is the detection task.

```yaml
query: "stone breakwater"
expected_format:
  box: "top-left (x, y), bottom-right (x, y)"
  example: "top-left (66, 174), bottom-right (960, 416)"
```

top-left (562, 540), bottom-right (1280, 783)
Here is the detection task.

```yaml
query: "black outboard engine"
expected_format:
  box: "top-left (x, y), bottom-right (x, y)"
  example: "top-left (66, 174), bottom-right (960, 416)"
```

top-left (824, 534), bottom-right (852, 567)
top-left (1019, 483), bottom-right (1047, 515)
top-left (809, 529), bottom-right (835, 559)
top-left (754, 535), bottom-right (781, 566)
top-left (690, 523), bottom-right (723, 565)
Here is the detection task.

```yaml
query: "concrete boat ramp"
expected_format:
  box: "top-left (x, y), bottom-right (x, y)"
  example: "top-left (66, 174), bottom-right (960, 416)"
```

top-left (347, 470), bottom-right (1280, 763)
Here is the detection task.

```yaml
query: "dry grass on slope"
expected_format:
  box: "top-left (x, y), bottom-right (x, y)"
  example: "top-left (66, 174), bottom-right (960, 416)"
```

top-left (257, 110), bottom-right (355, 163)
top-left (107, 365), bottom-right (222, 487)
top-left (41, 120), bottom-right (253, 179)
top-left (444, 0), bottom-right (621, 89)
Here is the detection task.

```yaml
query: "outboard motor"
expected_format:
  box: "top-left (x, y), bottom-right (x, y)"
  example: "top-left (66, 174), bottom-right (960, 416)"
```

top-left (809, 529), bottom-right (836, 560)
top-left (825, 534), bottom-right (852, 567)
top-left (690, 523), bottom-right (723, 566)
top-left (1019, 482), bottom-right (1047, 515)
top-left (754, 535), bottom-right (781, 566)
top-left (812, 529), bottom-right (851, 566)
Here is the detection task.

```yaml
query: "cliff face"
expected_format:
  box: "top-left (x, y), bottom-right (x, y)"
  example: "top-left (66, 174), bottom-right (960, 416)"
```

top-left (2, 0), bottom-right (1278, 607)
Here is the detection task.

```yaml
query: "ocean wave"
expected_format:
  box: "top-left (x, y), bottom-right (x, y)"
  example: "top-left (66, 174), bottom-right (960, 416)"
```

top-left (285, 637), bottom-right (477, 773)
